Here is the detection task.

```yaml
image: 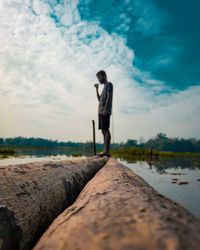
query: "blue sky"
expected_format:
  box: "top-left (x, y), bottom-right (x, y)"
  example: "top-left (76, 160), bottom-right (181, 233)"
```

top-left (0, 0), bottom-right (200, 142)
top-left (78, 0), bottom-right (200, 90)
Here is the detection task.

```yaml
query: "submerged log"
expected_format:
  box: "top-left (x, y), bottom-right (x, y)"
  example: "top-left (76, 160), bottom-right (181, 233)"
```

top-left (34, 158), bottom-right (200, 250)
top-left (0, 157), bottom-right (107, 250)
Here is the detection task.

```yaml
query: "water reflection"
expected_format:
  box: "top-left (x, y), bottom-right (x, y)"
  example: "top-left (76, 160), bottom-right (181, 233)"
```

top-left (152, 157), bottom-right (199, 172)
top-left (118, 157), bottom-right (200, 219)
top-left (119, 156), bottom-right (200, 171)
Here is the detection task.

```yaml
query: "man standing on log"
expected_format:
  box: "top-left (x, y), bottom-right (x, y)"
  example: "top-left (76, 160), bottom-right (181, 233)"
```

top-left (94, 70), bottom-right (113, 157)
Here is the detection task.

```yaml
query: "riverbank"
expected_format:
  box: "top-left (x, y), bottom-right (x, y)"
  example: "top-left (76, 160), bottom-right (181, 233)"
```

top-left (0, 148), bottom-right (15, 159)
top-left (1, 145), bottom-right (200, 160)
top-left (111, 147), bottom-right (200, 161)
top-left (0, 146), bottom-right (86, 159)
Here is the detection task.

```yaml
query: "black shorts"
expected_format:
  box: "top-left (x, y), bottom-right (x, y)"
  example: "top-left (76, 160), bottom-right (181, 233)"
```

top-left (98, 115), bottom-right (110, 130)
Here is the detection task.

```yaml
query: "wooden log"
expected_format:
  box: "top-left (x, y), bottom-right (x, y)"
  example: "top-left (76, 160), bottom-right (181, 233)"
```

top-left (0, 157), bottom-right (107, 250)
top-left (34, 158), bottom-right (200, 250)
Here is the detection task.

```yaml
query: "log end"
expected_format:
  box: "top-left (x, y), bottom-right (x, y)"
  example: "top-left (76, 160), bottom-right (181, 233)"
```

top-left (0, 205), bottom-right (22, 250)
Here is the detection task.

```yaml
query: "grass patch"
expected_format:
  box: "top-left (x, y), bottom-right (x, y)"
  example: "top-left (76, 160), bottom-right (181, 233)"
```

top-left (0, 145), bottom-right (90, 158)
top-left (111, 147), bottom-right (200, 161)
top-left (0, 148), bottom-right (16, 159)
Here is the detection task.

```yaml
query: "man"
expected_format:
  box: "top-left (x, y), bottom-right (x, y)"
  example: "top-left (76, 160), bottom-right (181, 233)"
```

top-left (94, 70), bottom-right (113, 157)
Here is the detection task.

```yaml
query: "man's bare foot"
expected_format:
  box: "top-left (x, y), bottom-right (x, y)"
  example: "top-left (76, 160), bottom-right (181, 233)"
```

top-left (97, 152), bottom-right (111, 157)
top-left (97, 152), bottom-right (106, 157)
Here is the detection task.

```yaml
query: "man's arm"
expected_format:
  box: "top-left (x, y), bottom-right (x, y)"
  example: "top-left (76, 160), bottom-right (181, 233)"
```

top-left (95, 85), bottom-right (100, 101)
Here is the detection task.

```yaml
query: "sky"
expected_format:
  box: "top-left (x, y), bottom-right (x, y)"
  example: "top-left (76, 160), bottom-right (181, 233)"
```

top-left (0, 0), bottom-right (200, 143)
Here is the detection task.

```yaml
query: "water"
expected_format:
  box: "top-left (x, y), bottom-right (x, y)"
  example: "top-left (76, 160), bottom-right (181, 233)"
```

top-left (0, 155), bottom-right (86, 167)
top-left (119, 158), bottom-right (200, 219)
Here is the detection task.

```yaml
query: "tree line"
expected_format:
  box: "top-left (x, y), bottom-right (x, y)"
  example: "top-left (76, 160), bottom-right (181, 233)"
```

top-left (0, 137), bottom-right (103, 151)
top-left (0, 133), bottom-right (200, 152)
top-left (123, 133), bottom-right (200, 153)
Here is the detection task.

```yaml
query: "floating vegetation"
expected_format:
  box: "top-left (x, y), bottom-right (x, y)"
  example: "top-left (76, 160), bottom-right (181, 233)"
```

top-left (71, 153), bottom-right (82, 157)
top-left (169, 173), bottom-right (186, 176)
top-left (171, 178), bottom-right (189, 185)
top-left (178, 181), bottom-right (189, 185)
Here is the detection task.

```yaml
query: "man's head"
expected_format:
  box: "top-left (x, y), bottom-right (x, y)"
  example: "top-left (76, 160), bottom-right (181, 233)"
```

top-left (96, 70), bottom-right (107, 84)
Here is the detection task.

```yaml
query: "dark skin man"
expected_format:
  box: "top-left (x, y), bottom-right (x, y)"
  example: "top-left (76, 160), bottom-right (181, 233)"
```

top-left (94, 70), bottom-right (113, 157)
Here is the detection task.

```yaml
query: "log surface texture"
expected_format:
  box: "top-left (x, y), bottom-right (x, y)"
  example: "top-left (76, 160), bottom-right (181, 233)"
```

top-left (0, 157), bottom-right (107, 250)
top-left (34, 158), bottom-right (200, 250)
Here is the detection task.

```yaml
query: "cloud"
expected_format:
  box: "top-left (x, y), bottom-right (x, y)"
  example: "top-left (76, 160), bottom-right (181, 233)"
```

top-left (78, 0), bottom-right (169, 38)
top-left (0, 0), bottom-right (199, 142)
top-left (113, 85), bottom-right (200, 142)
top-left (132, 0), bottom-right (169, 36)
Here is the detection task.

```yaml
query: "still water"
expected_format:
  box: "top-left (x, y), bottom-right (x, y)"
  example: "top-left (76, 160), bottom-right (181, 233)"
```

top-left (119, 157), bottom-right (200, 219)
top-left (0, 155), bottom-right (85, 166)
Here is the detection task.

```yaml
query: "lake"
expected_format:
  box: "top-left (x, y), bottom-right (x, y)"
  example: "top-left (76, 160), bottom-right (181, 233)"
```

top-left (1, 155), bottom-right (200, 219)
top-left (119, 157), bottom-right (200, 219)
top-left (0, 154), bottom-right (85, 166)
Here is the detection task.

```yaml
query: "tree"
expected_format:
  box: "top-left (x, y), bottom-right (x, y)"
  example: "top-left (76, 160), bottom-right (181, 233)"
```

top-left (126, 139), bottom-right (137, 147)
top-left (0, 138), bottom-right (4, 145)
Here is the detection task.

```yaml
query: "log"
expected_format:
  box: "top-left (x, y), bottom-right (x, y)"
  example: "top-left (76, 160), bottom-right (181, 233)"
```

top-left (34, 158), bottom-right (200, 250)
top-left (0, 157), bottom-right (107, 250)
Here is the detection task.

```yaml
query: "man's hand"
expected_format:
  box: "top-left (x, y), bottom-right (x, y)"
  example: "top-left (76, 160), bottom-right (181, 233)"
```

top-left (102, 110), bottom-right (109, 116)
top-left (94, 83), bottom-right (100, 101)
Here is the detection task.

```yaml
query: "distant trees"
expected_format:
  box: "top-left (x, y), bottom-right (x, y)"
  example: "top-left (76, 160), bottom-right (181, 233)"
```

top-left (0, 137), bottom-right (78, 147)
top-left (145, 133), bottom-right (168, 150)
top-left (0, 138), bottom-right (4, 145)
top-left (124, 133), bottom-right (200, 153)
top-left (0, 134), bottom-right (200, 153)
top-left (0, 137), bottom-right (103, 151)
top-left (126, 139), bottom-right (137, 147)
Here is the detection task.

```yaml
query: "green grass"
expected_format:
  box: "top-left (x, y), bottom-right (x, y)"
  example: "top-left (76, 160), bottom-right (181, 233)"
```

top-left (111, 147), bottom-right (200, 161)
top-left (0, 148), bottom-right (16, 159)
top-left (1, 145), bottom-right (199, 160)
top-left (0, 145), bottom-right (89, 158)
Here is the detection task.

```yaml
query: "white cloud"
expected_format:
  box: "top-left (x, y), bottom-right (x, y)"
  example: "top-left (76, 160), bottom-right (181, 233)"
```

top-left (32, 0), bottom-right (51, 15)
top-left (0, 0), bottom-right (199, 142)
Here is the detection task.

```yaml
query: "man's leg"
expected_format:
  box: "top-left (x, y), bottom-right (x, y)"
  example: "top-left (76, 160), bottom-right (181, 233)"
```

top-left (104, 129), bottom-right (111, 155)
top-left (102, 130), bottom-right (106, 153)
